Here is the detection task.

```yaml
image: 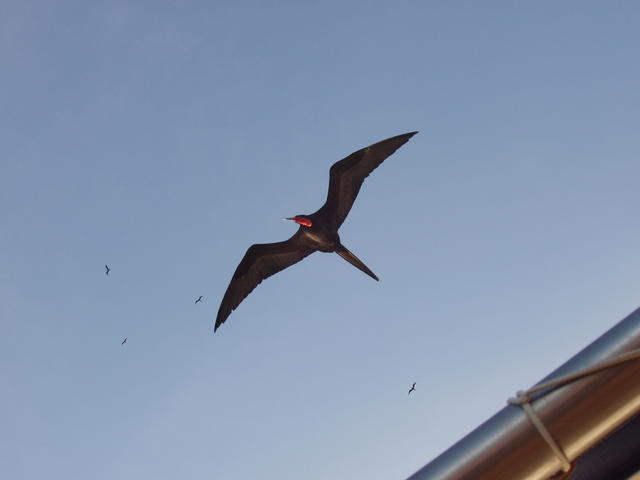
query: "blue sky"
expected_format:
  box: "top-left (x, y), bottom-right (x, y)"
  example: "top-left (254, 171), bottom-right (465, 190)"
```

top-left (2, 1), bottom-right (640, 479)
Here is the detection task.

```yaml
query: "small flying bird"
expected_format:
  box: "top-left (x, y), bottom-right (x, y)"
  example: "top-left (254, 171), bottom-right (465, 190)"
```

top-left (408, 382), bottom-right (416, 395)
top-left (105, 264), bottom-right (111, 275)
top-left (121, 337), bottom-right (127, 345)
top-left (215, 132), bottom-right (418, 331)
top-left (195, 296), bottom-right (203, 304)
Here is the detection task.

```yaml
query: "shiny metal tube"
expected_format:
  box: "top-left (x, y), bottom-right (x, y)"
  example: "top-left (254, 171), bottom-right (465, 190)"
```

top-left (407, 306), bottom-right (640, 480)
top-left (570, 412), bottom-right (640, 479)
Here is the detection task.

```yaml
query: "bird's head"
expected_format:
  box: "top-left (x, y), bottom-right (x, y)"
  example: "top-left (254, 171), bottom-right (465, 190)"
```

top-left (284, 215), bottom-right (313, 227)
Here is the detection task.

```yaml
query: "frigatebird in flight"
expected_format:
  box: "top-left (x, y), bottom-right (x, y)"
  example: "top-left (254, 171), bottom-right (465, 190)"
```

top-left (195, 295), bottom-right (203, 304)
top-left (215, 131), bottom-right (417, 331)
top-left (105, 264), bottom-right (111, 276)
top-left (408, 382), bottom-right (416, 395)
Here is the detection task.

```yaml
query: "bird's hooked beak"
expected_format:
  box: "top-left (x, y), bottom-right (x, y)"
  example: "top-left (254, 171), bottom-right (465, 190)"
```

top-left (283, 216), bottom-right (313, 227)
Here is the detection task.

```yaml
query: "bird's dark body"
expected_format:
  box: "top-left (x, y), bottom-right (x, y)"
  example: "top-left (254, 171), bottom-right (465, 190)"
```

top-left (293, 213), bottom-right (339, 252)
top-left (215, 131), bottom-right (418, 331)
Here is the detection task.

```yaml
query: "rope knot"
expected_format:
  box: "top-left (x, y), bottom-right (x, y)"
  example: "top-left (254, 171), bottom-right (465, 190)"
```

top-left (508, 390), bottom-right (530, 406)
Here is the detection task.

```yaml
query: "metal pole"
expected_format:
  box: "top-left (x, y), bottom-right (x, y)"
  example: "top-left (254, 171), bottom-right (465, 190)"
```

top-left (407, 306), bottom-right (640, 480)
top-left (569, 412), bottom-right (640, 479)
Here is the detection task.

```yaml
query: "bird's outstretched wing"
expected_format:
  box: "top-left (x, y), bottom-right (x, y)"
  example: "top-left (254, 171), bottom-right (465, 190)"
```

top-left (314, 131), bottom-right (417, 228)
top-left (215, 232), bottom-right (315, 331)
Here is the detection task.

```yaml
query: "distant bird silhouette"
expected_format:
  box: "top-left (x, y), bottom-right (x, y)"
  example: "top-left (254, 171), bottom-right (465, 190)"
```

top-left (215, 132), bottom-right (418, 331)
top-left (121, 337), bottom-right (127, 345)
top-left (105, 264), bottom-right (111, 275)
top-left (408, 382), bottom-right (416, 395)
top-left (195, 296), bottom-right (203, 304)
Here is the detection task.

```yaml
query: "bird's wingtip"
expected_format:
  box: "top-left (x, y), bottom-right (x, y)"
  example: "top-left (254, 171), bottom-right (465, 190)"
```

top-left (214, 309), bottom-right (226, 332)
top-left (396, 131), bottom-right (418, 141)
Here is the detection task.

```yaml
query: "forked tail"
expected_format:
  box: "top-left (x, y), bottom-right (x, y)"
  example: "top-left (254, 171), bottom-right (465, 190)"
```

top-left (335, 244), bottom-right (379, 281)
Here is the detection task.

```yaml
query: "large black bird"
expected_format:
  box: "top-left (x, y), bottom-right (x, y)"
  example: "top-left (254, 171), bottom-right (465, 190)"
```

top-left (215, 132), bottom-right (417, 331)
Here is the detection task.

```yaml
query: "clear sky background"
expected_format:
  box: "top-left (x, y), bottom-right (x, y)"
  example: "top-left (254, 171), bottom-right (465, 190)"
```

top-left (2, 2), bottom-right (640, 479)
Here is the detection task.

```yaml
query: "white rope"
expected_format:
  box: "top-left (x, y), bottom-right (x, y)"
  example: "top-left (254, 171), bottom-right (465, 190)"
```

top-left (508, 347), bottom-right (640, 475)
top-left (508, 390), bottom-right (572, 473)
